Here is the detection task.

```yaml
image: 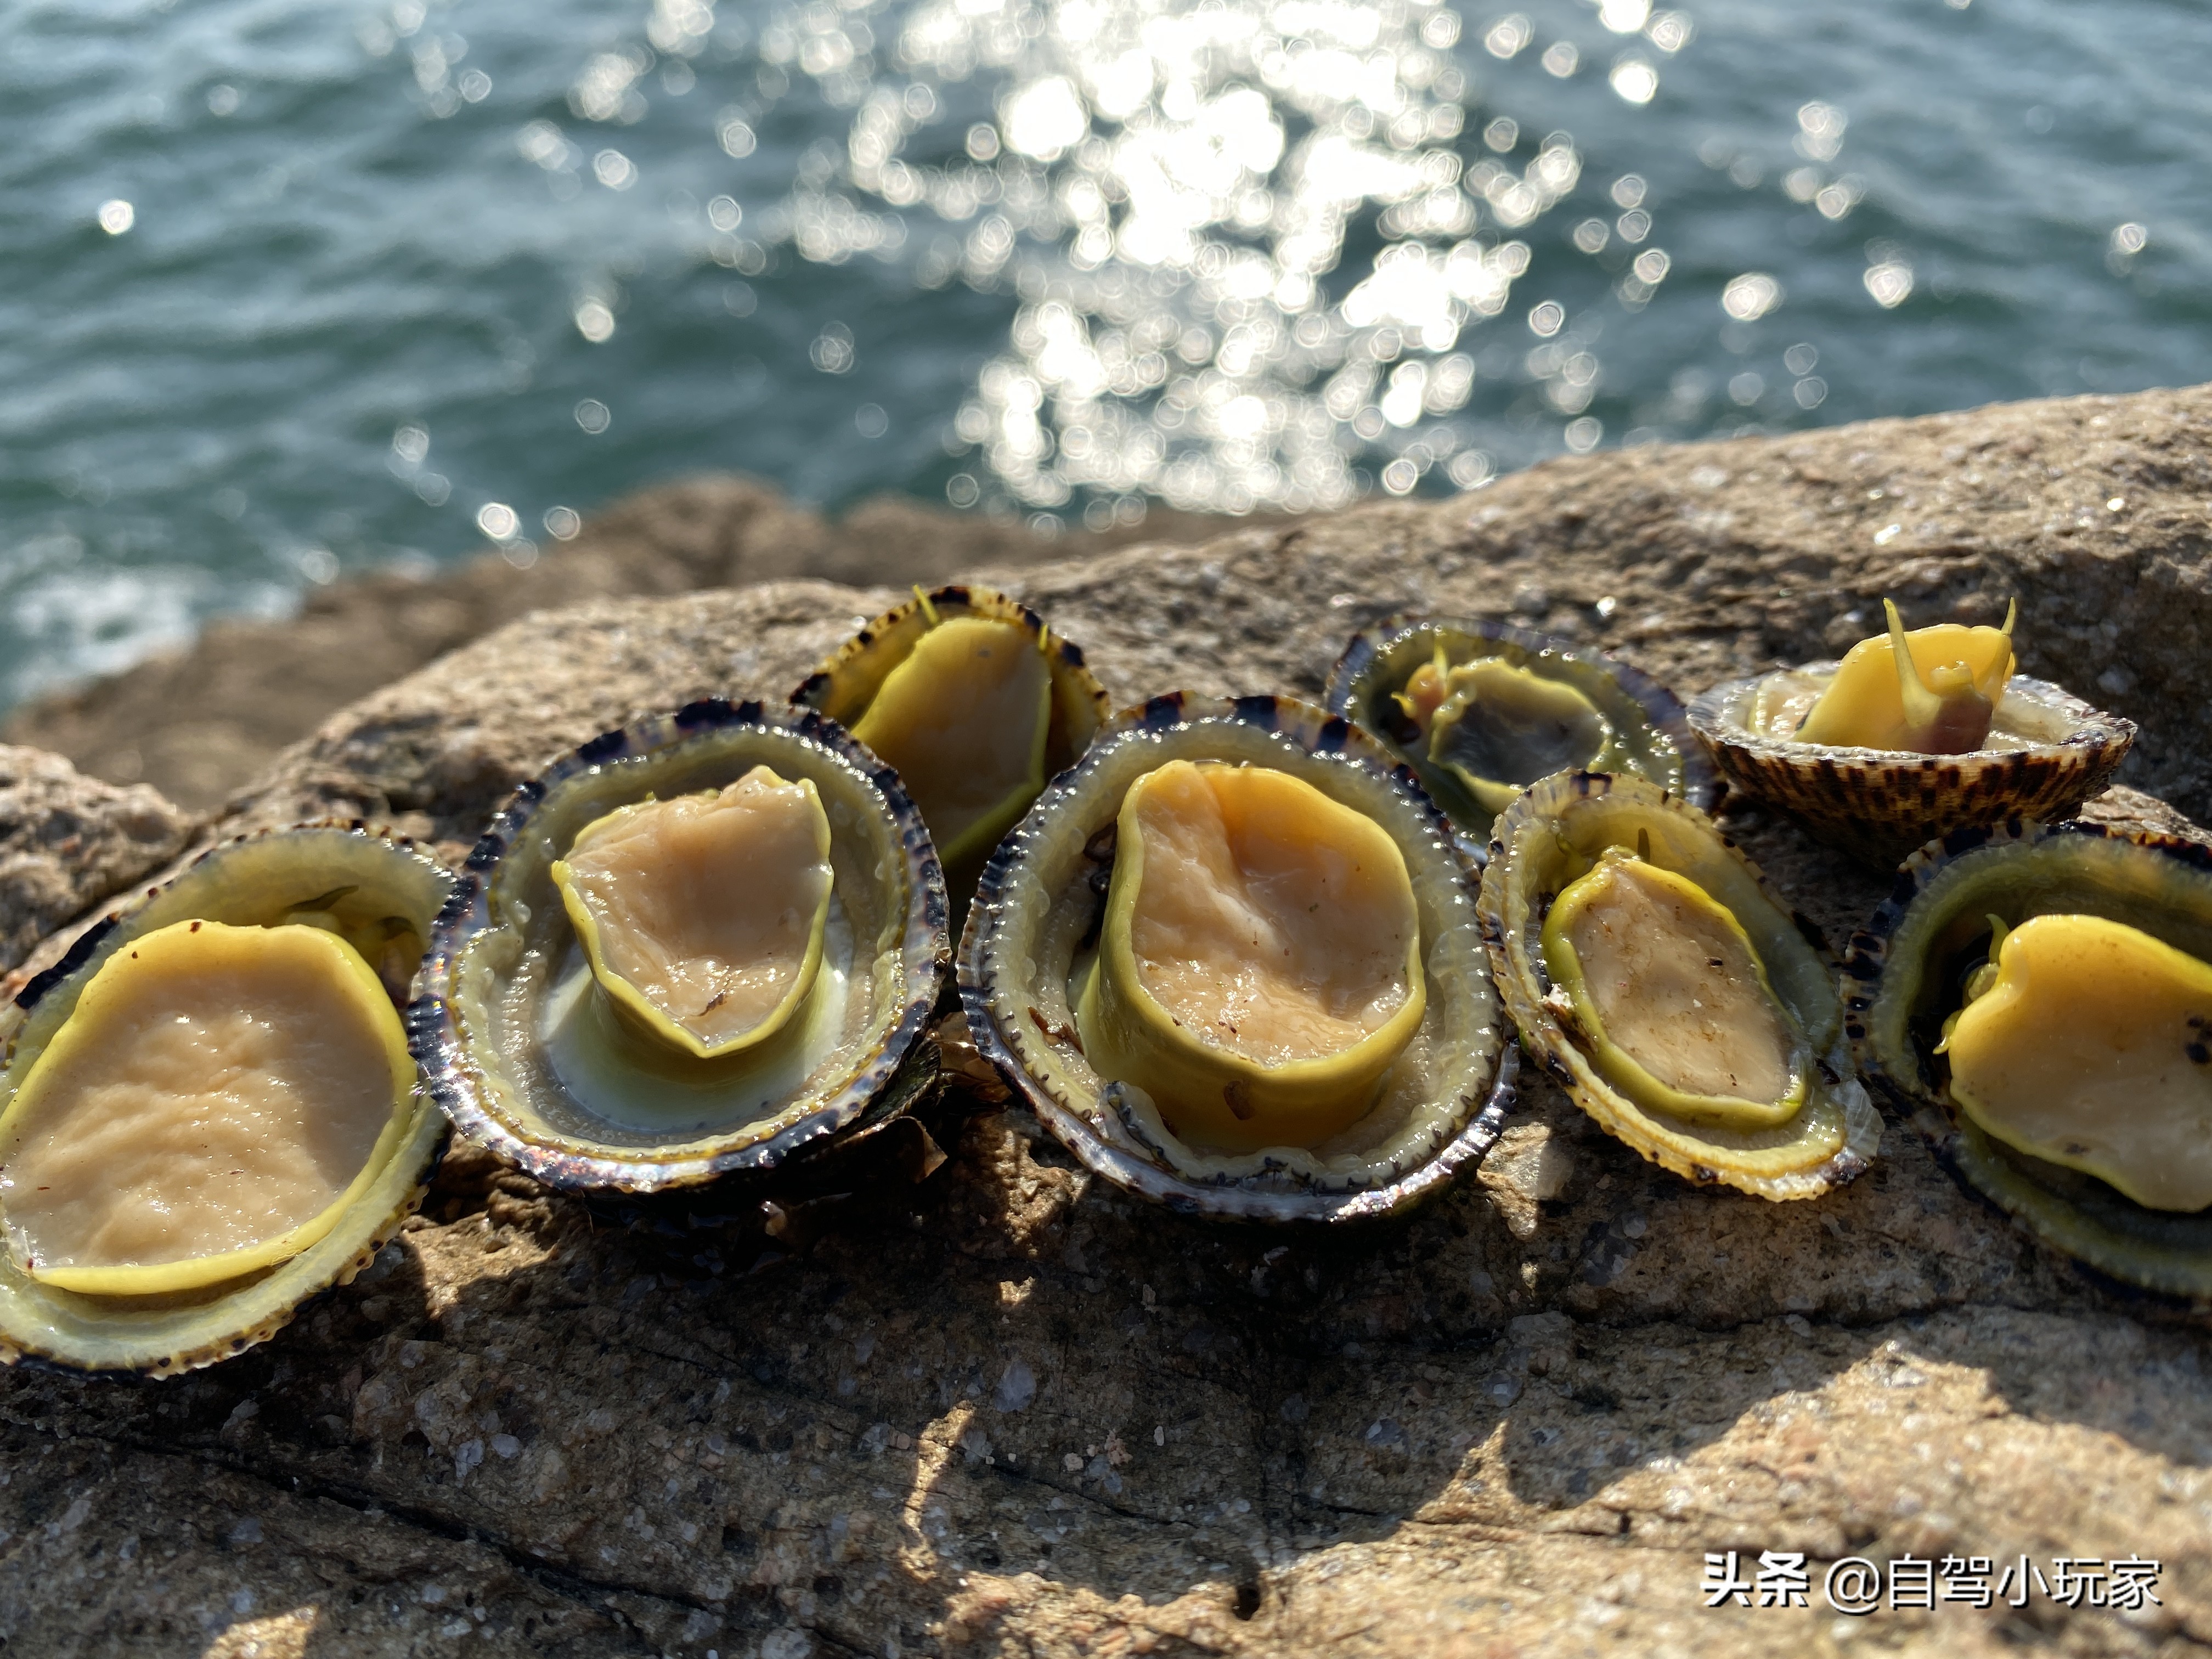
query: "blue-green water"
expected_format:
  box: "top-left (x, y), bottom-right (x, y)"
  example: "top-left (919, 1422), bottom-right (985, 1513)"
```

top-left (4, 0), bottom-right (2207, 702)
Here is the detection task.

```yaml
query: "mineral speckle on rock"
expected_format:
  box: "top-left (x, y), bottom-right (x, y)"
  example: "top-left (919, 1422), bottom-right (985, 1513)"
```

top-left (4, 387), bottom-right (2212, 1655)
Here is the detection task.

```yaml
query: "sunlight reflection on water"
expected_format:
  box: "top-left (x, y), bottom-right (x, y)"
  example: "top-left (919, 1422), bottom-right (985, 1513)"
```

top-left (1, 0), bottom-right (2206, 699)
top-left (618, 0), bottom-right (1680, 514)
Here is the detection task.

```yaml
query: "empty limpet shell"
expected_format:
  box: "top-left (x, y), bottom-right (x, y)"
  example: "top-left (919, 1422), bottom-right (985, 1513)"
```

top-left (1480, 771), bottom-right (1878, 1201)
top-left (1415, 653), bottom-right (1630, 817)
top-left (794, 584), bottom-right (1111, 902)
top-left (415, 699), bottom-right (947, 1193)
top-left (1689, 599), bottom-right (2134, 866)
top-left (551, 767), bottom-right (836, 1059)
top-left (960, 692), bottom-right (1516, 1225)
top-left (0, 824), bottom-right (453, 1376)
top-left (1074, 759), bottom-right (1429, 1155)
top-left (1847, 820), bottom-right (2212, 1295)
top-left (1327, 613), bottom-right (1716, 849)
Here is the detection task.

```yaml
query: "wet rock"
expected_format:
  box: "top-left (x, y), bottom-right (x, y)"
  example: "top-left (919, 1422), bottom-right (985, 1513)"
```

top-left (6, 386), bottom-right (2212, 1656)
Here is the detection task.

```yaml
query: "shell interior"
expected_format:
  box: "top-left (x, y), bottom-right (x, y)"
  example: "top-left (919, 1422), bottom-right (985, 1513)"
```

top-left (0, 826), bottom-right (453, 1376)
top-left (1326, 613), bottom-right (1716, 845)
top-left (961, 692), bottom-right (1514, 1224)
top-left (417, 701), bottom-right (947, 1193)
top-left (1847, 820), bottom-right (2212, 1295)
top-left (1480, 771), bottom-right (1879, 1201)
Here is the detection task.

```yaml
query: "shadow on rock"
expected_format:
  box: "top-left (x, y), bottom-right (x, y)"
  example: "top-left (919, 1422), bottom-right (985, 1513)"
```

top-left (9, 1051), bottom-right (2212, 1657)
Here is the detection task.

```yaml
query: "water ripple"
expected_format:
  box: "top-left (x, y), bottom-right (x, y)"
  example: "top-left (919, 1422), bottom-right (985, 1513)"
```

top-left (0, 0), bottom-right (2207, 701)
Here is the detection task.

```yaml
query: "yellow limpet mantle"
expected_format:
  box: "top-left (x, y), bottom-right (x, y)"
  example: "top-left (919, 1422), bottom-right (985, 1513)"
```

top-left (552, 766), bottom-right (835, 1060)
top-left (1945, 912), bottom-right (2212, 1212)
top-left (1075, 760), bottom-right (1426, 1154)
top-left (1793, 598), bottom-right (2017, 753)
top-left (1395, 647), bottom-right (1616, 815)
top-left (0, 918), bottom-right (415, 1295)
top-left (1541, 848), bottom-right (1808, 1130)
top-left (851, 608), bottom-right (1053, 868)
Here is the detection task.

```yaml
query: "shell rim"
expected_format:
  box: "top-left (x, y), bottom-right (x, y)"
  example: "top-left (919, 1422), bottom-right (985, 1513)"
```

top-left (413, 696), bottom-right (950, 1194)
top-left (0, 822), bottom-right (455, 1376)
top-left (1324, 611), bottom-right (1724, 816)
top-left (1843, 815), bottom-right (2212, 1294)
top-left (14, 819), bottom-right (443, 1015)
top-left (957, 688), bottom-right (1517, 1225)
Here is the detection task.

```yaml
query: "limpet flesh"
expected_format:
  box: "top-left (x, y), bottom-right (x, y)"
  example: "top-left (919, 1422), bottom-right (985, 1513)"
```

top-left (794, 584), bottom-right (1111, 907)
top-left (1480, 771), bottom-right (1878, 1200)
top-left (1075, 758), bottom-right (1430, 1155)
top-left (1690, 599), bottom-right (2134, 865)
top-left (1848, 819), bottom-right (2212, 1294)
top-left (0, 825), bottom-right (453, 1375)
top-left (551, 768), bottom-right (837, 1059)
top-left (415, 699), bottom-right (947, 1193)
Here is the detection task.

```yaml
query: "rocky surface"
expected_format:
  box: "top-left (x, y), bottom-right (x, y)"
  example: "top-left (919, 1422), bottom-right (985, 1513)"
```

top-left (6, 384), bottom-right (2212, 1657)
top-left (0, 478), bottom-right (1266, 814)
top-left (0, 744), bottom-right (193, 972)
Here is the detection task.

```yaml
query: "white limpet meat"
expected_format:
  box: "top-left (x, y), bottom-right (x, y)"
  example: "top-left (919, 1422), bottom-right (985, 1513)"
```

top-left (958, 692), bottom-right (1511, 1220)
top-left (1553, 853), bottom-right (1796, 1111)
top-left (0, 919), bottom-right (414, 1295)
top-left (1076, 758), bottom-right (1430, 1158)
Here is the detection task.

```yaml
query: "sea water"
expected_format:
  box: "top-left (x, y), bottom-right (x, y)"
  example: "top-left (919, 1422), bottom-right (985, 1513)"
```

top-left (2, 0), bottom-right (2205, 703)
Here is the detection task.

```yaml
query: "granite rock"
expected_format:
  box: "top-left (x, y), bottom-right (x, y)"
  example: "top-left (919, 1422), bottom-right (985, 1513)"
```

top-left (0, 744), bottom-right (193, 972)
top-left (5, 386), bottom-right (2212, 1657)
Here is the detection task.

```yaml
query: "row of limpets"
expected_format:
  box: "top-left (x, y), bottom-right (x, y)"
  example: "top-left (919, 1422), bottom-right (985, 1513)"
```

top-left (0, 585), bottom-right (2187, 1376)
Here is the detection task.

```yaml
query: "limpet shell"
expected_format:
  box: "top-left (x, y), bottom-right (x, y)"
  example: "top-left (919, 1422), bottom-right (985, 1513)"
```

top-left (0, 825), bottom-right (453, 1376)
top-left (1479, 771), bottom-right (1879, 1201)
top-left (414, 699), bottom-right (948, 1193)
top-left (794, 583), bottom-right (1111, 904)
top-left (1847, 819), bottom-right (2212, 1296)
top-left (1689, 665), bottom-right (2133, 866)
top-left (960, 692), bottom-right (1516, 1224)
top-left (1327, 612), bottom-right (1717, 851)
